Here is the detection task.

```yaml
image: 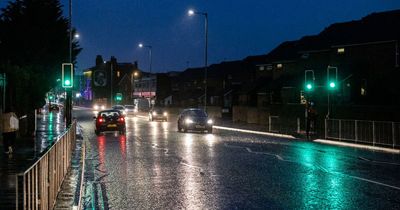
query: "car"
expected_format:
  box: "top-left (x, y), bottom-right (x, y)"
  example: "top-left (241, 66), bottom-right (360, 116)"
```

top-left (149, 108), bottom-right (168, 121)
top-left (177, 108), bottom-right (213, 133)
top-left (93, 104), bottom-right (106, 111)
top-left (112, 105), bottom-right (126, 115)
top-left (94, 110), bottom-right (126, 136)
top-left (124, 105), bottom-right (136, 115)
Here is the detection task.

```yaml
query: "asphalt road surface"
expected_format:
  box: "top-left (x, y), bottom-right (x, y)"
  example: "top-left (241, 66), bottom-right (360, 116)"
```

top-left (73, 107), bottom-right (400, 209)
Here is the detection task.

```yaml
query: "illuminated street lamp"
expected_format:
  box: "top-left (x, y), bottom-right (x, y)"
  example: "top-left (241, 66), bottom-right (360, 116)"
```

top-left (138, 43), bottom-right (152, 73)
top-left (188, 8), bottom-right (208, 111)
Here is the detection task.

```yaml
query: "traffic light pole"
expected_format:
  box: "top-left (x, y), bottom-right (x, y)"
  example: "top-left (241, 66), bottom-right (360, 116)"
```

top-left (66, 0), bottom-right (72, 126)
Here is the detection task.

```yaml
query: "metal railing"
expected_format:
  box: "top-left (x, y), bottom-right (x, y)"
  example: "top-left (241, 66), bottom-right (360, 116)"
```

top-left (15, 122), bottom-right (76, 210)
top-left (325, 119), bottom-right (399, 148)
top-left (268, 116), bottom-right (302, 134)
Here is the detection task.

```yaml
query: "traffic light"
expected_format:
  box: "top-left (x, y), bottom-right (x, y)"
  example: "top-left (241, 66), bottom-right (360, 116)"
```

top-left (115, 93), bottom-right (122, 101)
top-left (62, 63), bottom-right (74, 88)
top-left (327, 66), bottom-right (338, 90)
top-left (304, 70), bottom-right (315, 92)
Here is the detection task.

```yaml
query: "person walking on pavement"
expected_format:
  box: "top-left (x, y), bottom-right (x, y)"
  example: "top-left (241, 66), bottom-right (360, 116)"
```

top-left (2, 106), bottom-right (19, 154)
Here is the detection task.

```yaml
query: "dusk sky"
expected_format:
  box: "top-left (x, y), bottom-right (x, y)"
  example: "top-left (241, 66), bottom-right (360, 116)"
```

top-left (3, 1), bottom-right (400, 73)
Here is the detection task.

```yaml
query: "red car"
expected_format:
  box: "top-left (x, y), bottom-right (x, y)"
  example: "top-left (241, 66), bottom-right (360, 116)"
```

top-left (94, 110), bottom-right (126, 136)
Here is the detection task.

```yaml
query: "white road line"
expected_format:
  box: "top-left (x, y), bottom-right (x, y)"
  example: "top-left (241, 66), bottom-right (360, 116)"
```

top-left (214, 125), bottom-right (296, 139)
top-left (343, 174), bottom-right (400, 191)
top-left (224, 143), bottom-right (400, 191)
top-left (314, 139), bottom-right (400, 154)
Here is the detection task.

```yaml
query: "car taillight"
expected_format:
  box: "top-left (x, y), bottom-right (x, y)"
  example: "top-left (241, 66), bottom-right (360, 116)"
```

top-left (98, 117), bottom-right (104, 123)
top-left (118, 117), bottom-right (125, 122)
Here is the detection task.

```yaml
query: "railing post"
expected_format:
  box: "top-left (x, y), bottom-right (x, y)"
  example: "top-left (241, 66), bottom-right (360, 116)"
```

top-left (339, 119), bottom-right (342, 141)
top-left (297, 118), bottom-right (300, 133)
top-left (268, 116), bottom-right (272, 132)
top-left (355, 120), bottom-right (358, 142)
top-left (392, 122), bottom-right (395, 149)
top-left (372, 121), bottom-right (376, 146)
top-left (325, 118), bottom-right (328, 139)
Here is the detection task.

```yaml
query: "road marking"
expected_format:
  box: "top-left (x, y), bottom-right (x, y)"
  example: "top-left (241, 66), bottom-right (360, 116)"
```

top-left (214, 126), bottom-right (296, 139)
top-left (314, 139), bottom-right (400, 154)
top-left (224, 143), bottom-right (400, 191)
top-left (342, 174), bottom-right (400, 191)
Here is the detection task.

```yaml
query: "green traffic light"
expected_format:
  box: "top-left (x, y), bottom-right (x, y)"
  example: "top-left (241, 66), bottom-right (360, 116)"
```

top-left (306, 84), bottom-right (313, 90)
top-left (64, 80), bottom-right (71, 86)
top-left (329, 82), bottom-right (336, 88)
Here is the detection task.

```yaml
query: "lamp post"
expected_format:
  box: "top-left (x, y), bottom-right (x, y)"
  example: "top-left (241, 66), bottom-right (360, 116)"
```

top-left (188, 9), bottom-right (208, 111)
top-left (138, 43), bottom-right (153, 73)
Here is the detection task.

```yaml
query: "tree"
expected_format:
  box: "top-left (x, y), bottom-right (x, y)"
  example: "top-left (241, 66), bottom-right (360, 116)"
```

top-left (0, 0), bottom-right (81, 134)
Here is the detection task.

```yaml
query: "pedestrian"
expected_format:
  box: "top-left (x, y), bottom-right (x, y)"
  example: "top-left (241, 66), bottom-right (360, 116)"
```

top-left (2, 107), bottom-right (19, 154)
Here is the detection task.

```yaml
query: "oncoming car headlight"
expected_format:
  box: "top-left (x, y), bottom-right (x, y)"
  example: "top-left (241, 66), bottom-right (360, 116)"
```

top-left (101, 105), bottom-right (105, 110)
top-left (94, 105), bottom-right (99, 110)
top-left (163, 112), bottom-right (168, 116)
top-left (207, 119), bottom-right (213, 124)
top-left (152, 111), bottom-right (157, 116)
top-left (185, 118), bottom-right (194, 124)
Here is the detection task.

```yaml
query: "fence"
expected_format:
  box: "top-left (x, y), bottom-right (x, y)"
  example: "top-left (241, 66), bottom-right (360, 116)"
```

top-left (15, 121), bottom-right (76, 210)
top-left (268, 116), bottom-right (302, 134)
top-left (325, 119), bottom-right (400, 148)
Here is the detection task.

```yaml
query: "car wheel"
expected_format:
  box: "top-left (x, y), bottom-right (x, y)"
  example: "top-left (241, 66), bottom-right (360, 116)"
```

top-left (177, 123), bottom-right (182, 132)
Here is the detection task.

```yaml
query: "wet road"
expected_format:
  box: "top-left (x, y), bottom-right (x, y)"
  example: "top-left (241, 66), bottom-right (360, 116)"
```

top-left (74, 108), bottom-right (400, 209)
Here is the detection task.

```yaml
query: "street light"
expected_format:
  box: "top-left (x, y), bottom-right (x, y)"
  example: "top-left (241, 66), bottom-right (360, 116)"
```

top-left (74, 33), bottom-right (80, 39)
top-left (188, 8), bottom-right (208, 111)
top-left (138, 43), bottom-right (152, 73)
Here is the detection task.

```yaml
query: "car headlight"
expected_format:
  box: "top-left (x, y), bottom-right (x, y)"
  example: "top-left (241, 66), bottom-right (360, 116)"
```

top-left (101, 105), bottom-right (105, 110)
top-left (152, 111), bottom-right (157, 115)
top-left (163, 112), bottom-right (167, 116)
top-left (185, 118), bottom-right (193, 124)
top-left (94, 105), bottom-right (99, 110)
top-left (207, 119), bottom-right (213, 124)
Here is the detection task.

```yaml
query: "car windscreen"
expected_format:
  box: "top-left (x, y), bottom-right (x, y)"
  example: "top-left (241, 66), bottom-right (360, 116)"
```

top-left (125, 105), bottom-right (134, 109)
top-left (112, 106), bottom-right (124, 110)
top-left (186, 110), bottom-right (207, 117)
top-left (98, 111), bottom-right (121, 118)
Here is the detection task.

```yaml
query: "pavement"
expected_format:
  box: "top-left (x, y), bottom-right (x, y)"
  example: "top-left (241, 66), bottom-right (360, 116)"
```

top-left (0, 109), bottom-right (66, 209)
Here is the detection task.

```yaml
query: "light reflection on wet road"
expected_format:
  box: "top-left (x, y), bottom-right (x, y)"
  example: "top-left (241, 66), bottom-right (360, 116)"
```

top-left (74, 108), bottom-right (400, 209)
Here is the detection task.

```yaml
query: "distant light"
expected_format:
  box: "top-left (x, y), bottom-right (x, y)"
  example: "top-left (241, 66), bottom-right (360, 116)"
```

top-left (277, 63), bottom-right (283, 69)
top-left (76, 93), bottom-right (81, 98)
top-left (134, 72), bottom-right (139, 77)
top-left (337, 48), bottom-right (345, 54)
top-left (188, 9), bottom-right (195, 16)
top-left (329, 82), bottom-right (336, 88)
top-left (74, 33), bottom-right (80, 39)
top-left (64, 80), bottom-right (71, 86)
top-left (138, 43), bottom-right (143, 48)
top-left (306, 84), bottom-right (312, 90)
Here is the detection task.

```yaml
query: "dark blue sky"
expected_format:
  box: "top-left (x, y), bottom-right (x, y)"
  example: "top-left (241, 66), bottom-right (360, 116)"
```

top-left (3, 1), bottom-right (400, 73)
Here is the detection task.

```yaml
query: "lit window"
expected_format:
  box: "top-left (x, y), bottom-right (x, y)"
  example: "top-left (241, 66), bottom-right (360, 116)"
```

top-left (337, 48), bottom-right (345, 54)
top-left (277, 63), bottom-right (283, 69)
top-left (117, 71), bottom-right (120, 78)
top-left (361, 88), bottom-right (367, 96)
top-left (259, 66), bottom-right (265, 71)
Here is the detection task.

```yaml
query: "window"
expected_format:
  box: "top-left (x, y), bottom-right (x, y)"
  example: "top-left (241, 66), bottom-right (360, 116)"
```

top-left (259, 66), bottom-right (265, 71)
top-left (117, 71), bottom-right (120, 77)
top-left (277, 63), bottom-right (283, 69)
top-left (337, 48), bottom-right (345, 54)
